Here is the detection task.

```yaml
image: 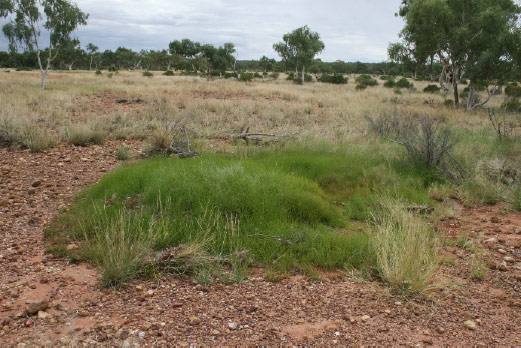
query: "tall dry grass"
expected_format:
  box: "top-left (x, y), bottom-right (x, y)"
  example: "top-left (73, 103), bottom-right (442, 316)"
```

top-left (372, 200), bottom-right (438, 295)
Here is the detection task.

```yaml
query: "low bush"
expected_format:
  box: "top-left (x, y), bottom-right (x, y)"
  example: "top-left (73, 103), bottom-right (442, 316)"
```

top-left (366, 113), bottom-right (462, 179)
top-left (15, 67), bottom-right (32, 71)
top-left (108, 66), bottom-right (118, 72)
top-left (395, 78), bottom-right (414, 89)
top-left (0, 118), bottom-right (55, 152)
top-left (253, 72), bottom-right (262, 79)
top-left (269, 72), bottom-right (279, 80)
top-left (423, 84), bottom-right (441, 93)
top-left (163, 70), bottom-right (174, 76)
top-left (20, 126), bottom-right (56, 152)
top-left (65, 123), bottom-right (107, 146)
top-left (210, 70), bottom-right (221, 77)
top-left (505, 83), bottom-right (521, 98)
top-left (239, 72), bottom-right (253, 82)
top-left (116, 146), bottom-right (132, 160)
top-left (356, 84), bottom-right (367, 91)
top-left (143, 71), bottom-right (153, 77)
top-left (319, 74), bottom-right (348, 84)
top-left (95, 70), bottom-right (102, 75)
top-left (356, 74), bottom-right (378, 87)
top-left (501, 98), bottom-right (521, 113)
top-left (383, 78), bottom-right (396, 88)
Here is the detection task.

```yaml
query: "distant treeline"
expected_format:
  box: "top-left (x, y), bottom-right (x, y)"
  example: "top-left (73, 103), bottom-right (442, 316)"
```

top-left (0, 47), bottom-right (443, 79)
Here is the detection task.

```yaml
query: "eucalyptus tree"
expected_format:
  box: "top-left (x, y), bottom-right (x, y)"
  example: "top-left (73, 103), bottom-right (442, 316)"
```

top-left (86, 42), bottom-right (98, 70)
top-left (395, 0), bottom-right (521, 109)
top-left (1, 0), bottom-right (88, 90)
top-left (274, 25), bottom-right (325, 83)
top-left (168, 39), bottom-right (201, 71)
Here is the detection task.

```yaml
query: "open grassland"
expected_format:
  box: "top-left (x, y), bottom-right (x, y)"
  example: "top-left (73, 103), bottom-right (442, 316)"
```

top-left (3, 70), bottom-right (521, 293)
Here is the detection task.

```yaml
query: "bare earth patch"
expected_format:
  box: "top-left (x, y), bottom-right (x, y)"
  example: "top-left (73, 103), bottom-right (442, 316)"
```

top-left (0, 145), bottom-right (520, 345)
top-left (70, 92), bottom-right (146, 119)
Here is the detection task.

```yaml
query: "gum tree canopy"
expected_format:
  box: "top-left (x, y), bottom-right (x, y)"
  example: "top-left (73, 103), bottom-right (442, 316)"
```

top-left (394, 0), bottom-right (521, 109)
top-left (273, 25), bottom-right (325, 84)
top-left (0, 0), bottom-right (88, 90)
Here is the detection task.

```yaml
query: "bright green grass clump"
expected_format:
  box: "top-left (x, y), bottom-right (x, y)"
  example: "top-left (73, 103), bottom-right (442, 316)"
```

top-left (47, 145), bottom-right (441, 286)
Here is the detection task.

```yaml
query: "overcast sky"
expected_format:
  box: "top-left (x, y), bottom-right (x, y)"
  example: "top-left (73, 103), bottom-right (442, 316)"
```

top-left (0, 0), bottom-right (405, 62)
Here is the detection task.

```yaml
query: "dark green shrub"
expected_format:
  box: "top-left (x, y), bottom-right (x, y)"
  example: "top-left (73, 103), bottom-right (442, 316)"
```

top-left (210, 70), bottom-right (221, 77)
top-left (444, 99), bottom-right (454, 107)
top-left (394, 88), bottom-right (402, 95)
top-left (95, 70), bottom-right (102, 75)
top-left (505, 83), bottom-right (521, 98)
top-left (460, 78), bottom-right (468, 85)
top-left (108, 66), bottom-right (118, 72)
top-left (15, 67), bottom-right (32, 71)
top-left (396, 78), bottom-right (414, 89)
top-left (143, 71), bottom-right (153, 77)
top-left (304, 73), bottom-right (313, 82)
top-left (180, 71), bottom-right (199, 76)
top-left (356, 74), bottom-right (378, 87)
top-left (383, 78), bottom-right (396, 88)
top-left (356, 84), bottom-right (368, 91)
top-left (423, 84), bottom-right (441, 93)
top-left (239, 72), bottom-right (253, 82)
top-left (163, 70), bottom-right (174, 76)
top-left (253, 72), bottom-right (262, 78)
top-left (286, 72), bottom-right (295, 81)
top-left (320, 74), bottom-right (348, 84)
top-left (501, 98), bottom-right (521, 112)
top-left (269, 72), bottom-right (280, 80)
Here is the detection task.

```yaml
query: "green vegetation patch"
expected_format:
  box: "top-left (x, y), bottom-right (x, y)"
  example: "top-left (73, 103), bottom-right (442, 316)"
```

top-left (47, 146), bottom-right (441, 286)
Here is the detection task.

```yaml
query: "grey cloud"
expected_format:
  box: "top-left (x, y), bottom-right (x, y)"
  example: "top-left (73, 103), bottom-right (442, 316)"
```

top-left (0, 0), bottom-right (404, 62)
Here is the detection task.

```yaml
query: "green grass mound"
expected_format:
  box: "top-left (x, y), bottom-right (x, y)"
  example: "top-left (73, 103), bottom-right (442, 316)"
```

top-left (47, 146), bottom-right (441, 287)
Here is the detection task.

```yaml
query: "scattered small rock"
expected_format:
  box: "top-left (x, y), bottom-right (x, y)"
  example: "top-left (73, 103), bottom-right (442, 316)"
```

top-left (435, 327), bottom-right (445, 334)
top-left (491, 217), bottom-right (500, 223)
top-left (37, 311), bottom-right (50, 319)
top-left (31, 180), bottom-right (42, 188)
top-left (228, 322), bottom-right (238, 330)
top-left (25, 300), bottom-right (49, 315)
top-left (188, 316), bottom-right (201, 325)
top-left (464, 320), bottom-right (477, 330)
top-left (423, 338), bottom-right (434, 345)
top-left (361, 315), bottom-right (371, 322)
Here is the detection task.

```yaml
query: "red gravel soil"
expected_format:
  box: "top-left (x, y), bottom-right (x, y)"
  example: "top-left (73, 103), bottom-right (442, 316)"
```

top-left (1, 143), bottom-right (520, 345)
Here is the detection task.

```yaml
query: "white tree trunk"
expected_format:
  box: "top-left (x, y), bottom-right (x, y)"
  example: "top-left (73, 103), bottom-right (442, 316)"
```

top-left (40, 70), bottom-right (47, 90)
